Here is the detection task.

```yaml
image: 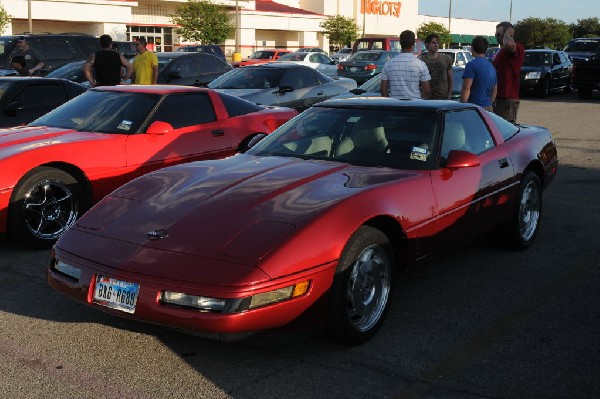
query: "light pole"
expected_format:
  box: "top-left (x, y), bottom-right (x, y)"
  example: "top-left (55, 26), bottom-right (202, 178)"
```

top-left (235, 0), bottom-right (239, 53)
top-left (448, 0), bottom-right (452, 33)
top-left (28, 0), bottom-right (32, 32)
top-left (509, 0), bottom-right (513, 23)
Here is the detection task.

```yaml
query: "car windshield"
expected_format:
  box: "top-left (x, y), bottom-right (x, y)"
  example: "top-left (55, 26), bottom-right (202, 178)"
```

top-left (564, 40), bottom-right (600, 52)
top-left (278, 53), bottom-right (307, 62)
top-left (29, 90), bottom-right (161, 134)
top-left (208, 67), bottom-right (285, 89)
top-left (252, 51), bottom-right (276, 59)
top-left (524, 52), bottom-right (552, 66)
top-left (248, 107), bottom-right (440, 170)
top-left (349, 52), bottom-right (384, 61)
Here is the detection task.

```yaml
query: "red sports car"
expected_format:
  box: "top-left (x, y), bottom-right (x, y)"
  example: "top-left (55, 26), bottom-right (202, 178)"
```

top-left (48, 98), bottom-right (558, 344)
top-left (232, 49), bottom-right (291, 68)
top-left (1, 85), bottom-right (297, 247)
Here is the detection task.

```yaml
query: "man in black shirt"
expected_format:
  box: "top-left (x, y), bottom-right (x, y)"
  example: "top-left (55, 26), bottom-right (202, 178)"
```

top-left (83, 34), bottom-right (133, 87)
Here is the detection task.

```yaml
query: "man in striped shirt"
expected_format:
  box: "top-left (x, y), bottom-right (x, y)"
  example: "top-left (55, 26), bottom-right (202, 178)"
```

top-left (380, 30), bottom-right (431, 99)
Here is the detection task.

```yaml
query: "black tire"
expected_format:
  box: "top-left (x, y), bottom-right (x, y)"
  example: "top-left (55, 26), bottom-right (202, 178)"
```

top-left (537, 77), bottom-right (550, 98)
top-left (8, 167), bottom-right (85, 248)
top-left (500, 171), bottom-right (543, 250)
top-left (564, 77), bottom-right (573, 93)
top-left (578, 88), bottom-right (593, 99)
top-left (326, 226), bottom-right (394, 345)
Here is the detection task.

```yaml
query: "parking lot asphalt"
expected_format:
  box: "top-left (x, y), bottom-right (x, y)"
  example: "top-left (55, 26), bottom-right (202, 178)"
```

top-left (0, 91), bottom-right (599, 399)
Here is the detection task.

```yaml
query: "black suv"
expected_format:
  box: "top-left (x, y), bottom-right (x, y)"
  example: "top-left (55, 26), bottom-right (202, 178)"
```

top-left (0, 33), bottom-right (100, 75)
top-left (563, 38), bottom-right (600, 63)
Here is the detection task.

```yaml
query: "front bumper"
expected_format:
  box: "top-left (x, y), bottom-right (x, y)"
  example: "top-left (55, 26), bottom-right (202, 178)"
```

top-left (48, 245), bottom-right (337, 335)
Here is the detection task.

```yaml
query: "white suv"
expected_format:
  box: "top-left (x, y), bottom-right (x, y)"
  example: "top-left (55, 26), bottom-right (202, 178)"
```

top-left (439, 49), bottom-right (474, 68)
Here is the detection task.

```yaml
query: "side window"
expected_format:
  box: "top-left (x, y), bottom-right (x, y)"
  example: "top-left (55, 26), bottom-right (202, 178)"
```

top-left (488, 111), bottom-right (518, 141)
top-left (442, 110), bottom-right (495, 159)
top-left (456, 52), bottom-right (465, 64)
top-left (170, 57), bottom-right (197, 78)
top-left (200, 54), bottom-right (220, 73)
top-left (308, 53), bottom-right (320, 63)
top-left (553, 53), bottom-right (561, 64)
top-left (149, 94), bottom-right (216, 129)
top-left (389, 41), bottom-right (401, 52)
top-left (42, 39), bottom-right (76, 60)
top-left (218, 92), bottom-right (263, 117)
top-left (464, 51), bottom-right (474, 62)
top-left (14, 84), bottom-right (66, 107)
top-left (280, 68), bottom-right (317, 89)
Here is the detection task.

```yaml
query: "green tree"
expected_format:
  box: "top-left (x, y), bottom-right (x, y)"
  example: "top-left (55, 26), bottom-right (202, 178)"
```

top-left (570, 17), bottom-right (600, 38)
top-left (514, 17), bottom-right (571, 49)
top-left (320, 15), bottom-right (360, 49)
top-left (171, 0), bottom-right (234, 44)
top-left (0, 3), bottom-right (11, 33)
top-left (417, 22), bottom-right (451, 47)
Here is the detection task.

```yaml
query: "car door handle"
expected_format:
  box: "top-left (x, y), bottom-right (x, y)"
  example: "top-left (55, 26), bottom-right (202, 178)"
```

top-left (212, 129), bottom-right (224, 137)
top-left (498, 158), bottom-right (509, 168)
top-left (317, 91), bottom-right (324, 95)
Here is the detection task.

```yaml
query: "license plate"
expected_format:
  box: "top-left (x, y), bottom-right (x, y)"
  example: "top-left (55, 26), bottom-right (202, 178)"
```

top-left (350, 67), bottom-right (358, 72)
top-left (93, 275), bottom-right (140, 314)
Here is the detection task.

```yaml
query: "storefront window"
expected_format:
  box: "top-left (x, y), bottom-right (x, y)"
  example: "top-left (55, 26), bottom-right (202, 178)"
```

top-left (127, 26), bottom-right (173, 52)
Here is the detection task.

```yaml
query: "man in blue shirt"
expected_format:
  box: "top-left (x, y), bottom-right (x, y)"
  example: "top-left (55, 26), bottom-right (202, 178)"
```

top-left (460, 36), bottom-right (497, 110)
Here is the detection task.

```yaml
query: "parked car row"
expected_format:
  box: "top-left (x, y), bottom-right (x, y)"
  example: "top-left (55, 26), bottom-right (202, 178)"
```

top-left (0, 37), bottom-right (561, 347)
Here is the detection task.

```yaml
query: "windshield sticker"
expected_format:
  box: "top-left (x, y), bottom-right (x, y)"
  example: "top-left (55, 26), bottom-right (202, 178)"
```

top-left (117, 120), bottom-right (133, 131)
top-left (410, 146), bottom-right (429, 161)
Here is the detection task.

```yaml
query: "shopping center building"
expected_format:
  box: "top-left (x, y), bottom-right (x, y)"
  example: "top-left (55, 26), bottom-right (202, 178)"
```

top-left (1, 0), bottom-right (499, 58)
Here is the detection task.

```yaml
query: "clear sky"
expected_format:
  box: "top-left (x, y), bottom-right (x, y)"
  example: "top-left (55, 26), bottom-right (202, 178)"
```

top-left (418, 0), bottom-right (599, 25)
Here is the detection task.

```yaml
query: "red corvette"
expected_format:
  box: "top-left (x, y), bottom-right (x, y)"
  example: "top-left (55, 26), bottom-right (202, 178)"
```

top-left (48, 98), bottom-right (558, 344)
top-left (1, 85), bottom-right (297, 247)
top-left (232, 49), bottom-right (291, 68)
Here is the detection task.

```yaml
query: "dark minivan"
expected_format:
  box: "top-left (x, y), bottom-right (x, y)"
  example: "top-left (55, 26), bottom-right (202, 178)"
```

top-left (0, 33), bottom-right (100, 75)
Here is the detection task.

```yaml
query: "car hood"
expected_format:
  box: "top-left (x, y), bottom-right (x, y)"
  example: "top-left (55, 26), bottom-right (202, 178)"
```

top-left (521, 65), bottom-right (550, 74)
top-left (71, 154), bottom-right (416, 265)
top-left (0, 125), bottom-right (87, 152)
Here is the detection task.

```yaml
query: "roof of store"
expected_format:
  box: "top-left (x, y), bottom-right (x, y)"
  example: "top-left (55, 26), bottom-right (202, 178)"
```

top-left (255, 0), bottom-right (322, 16)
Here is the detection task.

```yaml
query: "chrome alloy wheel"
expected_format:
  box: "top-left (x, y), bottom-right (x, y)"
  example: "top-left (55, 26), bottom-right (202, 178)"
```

top-left (519, 179), bottom-right (541, 242)
top-left (346, 244), bottom-right (392, 332)
top-left (23, 179), bottom-right (78, 240)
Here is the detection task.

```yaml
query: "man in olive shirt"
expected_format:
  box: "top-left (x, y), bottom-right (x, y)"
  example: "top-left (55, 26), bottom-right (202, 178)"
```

top-left (418, 34), bottom-right (453, 100)
top-left (13, 38), bottom-right (44, 76)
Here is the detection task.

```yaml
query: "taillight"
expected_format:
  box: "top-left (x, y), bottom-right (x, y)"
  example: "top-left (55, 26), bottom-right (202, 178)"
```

top-left (262, 118), bottom-right (281, 132)
top-left (572, 64), bottom-right (576, 77)
top-left (337, 64), bottom-right (344, 70)
top-left (364, 64), bottom-right (377, 70)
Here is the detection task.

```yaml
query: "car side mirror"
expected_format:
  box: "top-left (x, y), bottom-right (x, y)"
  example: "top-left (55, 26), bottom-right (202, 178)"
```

top-left (445, 150), bottom-right (480, 169)
top-left (146, 121), bottom-right (173, 135)
top-left (241, 133), bottom-right (268, 153)
top-left (4, 102), bottom-right (25, 115)
top-left (278, 86), bottom-right (294, 94)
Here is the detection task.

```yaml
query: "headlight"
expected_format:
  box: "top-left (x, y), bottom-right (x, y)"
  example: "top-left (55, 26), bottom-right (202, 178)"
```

top-left (161, 281), bottom-right (310, 313)
top-left (525, 71), bottom-right (541, 80)
top-left (161, 292), bottom-right (226, 312)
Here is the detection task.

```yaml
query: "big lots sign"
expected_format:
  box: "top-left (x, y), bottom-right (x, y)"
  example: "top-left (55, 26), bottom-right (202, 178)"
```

top-left (361, 0), bottom-right (401, 18)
